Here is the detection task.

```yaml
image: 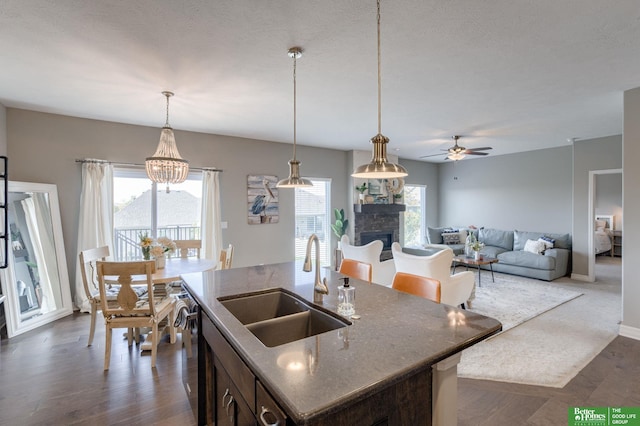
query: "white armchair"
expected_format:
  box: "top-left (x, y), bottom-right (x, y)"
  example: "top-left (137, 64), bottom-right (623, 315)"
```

top-left (340, 235), bottom-right (395, 287)
top-left (391, 242), bottom-right (475, 308)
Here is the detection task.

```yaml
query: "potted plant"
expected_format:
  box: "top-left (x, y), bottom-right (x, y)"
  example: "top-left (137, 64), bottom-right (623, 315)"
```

top-left (331, 208), bottom-right (349, 244)
top-left (355, 183), bottom-right (368, 204)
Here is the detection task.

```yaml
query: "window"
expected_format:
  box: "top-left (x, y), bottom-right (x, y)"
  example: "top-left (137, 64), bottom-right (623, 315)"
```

top-left (403, 185), bottom-right (426, 247)
top-left (113, 167), bottom-right (202, 260)
top-left (295, 179), bottom-right (331, 266)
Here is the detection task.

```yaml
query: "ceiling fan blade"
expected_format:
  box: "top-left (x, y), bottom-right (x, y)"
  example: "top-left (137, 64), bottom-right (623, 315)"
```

top-left (464, 151), bottom-right (489, 156)
top-left (419, 152), bottom-right (447, 158)
top-left (468, 147), bottom-right (492, 151)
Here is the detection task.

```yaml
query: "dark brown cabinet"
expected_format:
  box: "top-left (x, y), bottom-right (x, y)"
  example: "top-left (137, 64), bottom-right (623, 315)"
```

top-left (214, 357), bottom-right (256, 426)
top-left (199, 309), bottom-right (434, 425)
top-left (201, 311), bottom-right (287, 426)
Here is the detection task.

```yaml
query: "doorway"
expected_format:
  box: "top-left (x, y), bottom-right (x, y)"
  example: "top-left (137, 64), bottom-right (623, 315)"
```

top-left (588, 169), bottom-right (622, 282)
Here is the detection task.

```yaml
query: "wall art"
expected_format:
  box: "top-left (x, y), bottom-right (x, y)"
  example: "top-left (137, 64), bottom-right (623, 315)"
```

top-left (248, 174), bottom-right (279, 224)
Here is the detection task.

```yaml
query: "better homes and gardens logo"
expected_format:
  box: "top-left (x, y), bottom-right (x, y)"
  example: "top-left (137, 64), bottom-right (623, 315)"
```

top-left (569, 407), bottom-right (640, 426)
top-left (571, 408), bottom-right (607, 425)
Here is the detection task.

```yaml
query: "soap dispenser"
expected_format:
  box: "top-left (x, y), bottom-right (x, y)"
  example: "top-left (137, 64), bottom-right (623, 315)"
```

top-left (337, 277), bottom-right (355, 317)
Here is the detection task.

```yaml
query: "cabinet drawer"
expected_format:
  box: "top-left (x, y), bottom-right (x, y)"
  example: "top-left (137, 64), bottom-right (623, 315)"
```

top-left (256, 381), bottom-right (287, 425)
top-left (205, 315), bottom-right (256, 413)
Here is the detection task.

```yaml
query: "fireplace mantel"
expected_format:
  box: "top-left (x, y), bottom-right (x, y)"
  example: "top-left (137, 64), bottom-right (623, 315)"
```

top-left (353, 203), bottom-right (406, 214)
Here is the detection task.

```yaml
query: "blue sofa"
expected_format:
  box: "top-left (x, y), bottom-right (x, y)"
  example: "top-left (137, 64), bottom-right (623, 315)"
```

top-left (425, 227), bottom-right (571, 281)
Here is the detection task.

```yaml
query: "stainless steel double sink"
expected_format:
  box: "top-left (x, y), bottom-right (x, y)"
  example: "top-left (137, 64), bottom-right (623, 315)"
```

top-left (218, 289), bottom-right (350, 347)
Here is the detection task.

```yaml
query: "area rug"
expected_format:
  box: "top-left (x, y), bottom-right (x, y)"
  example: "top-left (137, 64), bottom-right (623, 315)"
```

top-left (467, 273), bottom-right (583, 333)
top-left (458, 262), bottom-right (621, 388)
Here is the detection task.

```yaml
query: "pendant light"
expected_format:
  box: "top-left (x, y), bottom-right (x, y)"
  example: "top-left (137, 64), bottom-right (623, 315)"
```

top-left (277, 47), bottom-right (313, 188)
top-left (352, 0), bottom-right (408, 179)
top-left (145, 91), bottom-right (189, 191)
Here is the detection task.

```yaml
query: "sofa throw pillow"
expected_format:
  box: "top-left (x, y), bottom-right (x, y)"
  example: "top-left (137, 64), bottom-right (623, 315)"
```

top-left (538, 236), bottom-right (555, 250)
top-left (442, 234), bottom-right (459, 244)
top-left (524, 239), bottom-right (546, 255)
top-left (441, 228), bottom-right (460, 245)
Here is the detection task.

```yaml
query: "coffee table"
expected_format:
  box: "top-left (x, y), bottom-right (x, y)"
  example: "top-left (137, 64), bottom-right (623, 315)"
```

top-left (452, 255), bottom-right (499, 287)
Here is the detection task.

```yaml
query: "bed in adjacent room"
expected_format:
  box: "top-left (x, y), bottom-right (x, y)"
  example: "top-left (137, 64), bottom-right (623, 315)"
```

top-left (594, 215), bottom-right (613, 255)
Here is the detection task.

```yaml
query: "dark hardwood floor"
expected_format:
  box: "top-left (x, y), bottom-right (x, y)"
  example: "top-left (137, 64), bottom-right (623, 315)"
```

top-left (1, 312), bottom-right (638, 425)
top-left (0, 312), bottom-right (196, 426)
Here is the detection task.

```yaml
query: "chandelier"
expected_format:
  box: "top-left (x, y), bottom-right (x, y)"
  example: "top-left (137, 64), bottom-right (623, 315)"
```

top-left (277, 47), bottom-right (313, 188)
top-left (145, 91), bottom-right (189, 191)
top-left (352, 0), bottom-right (408, 179)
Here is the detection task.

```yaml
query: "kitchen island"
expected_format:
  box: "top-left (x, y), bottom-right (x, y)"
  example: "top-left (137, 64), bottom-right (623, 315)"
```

top-left (182, 261), bottom-right (501, 426)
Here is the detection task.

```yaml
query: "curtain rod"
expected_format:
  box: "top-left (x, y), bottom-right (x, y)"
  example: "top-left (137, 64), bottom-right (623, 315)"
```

top-left (75, 159), bottom-right (222, 172)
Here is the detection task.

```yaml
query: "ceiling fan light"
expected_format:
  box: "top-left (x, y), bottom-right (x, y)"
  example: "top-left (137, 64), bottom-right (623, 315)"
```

top-left (447, 152), bottom-right (466, 161)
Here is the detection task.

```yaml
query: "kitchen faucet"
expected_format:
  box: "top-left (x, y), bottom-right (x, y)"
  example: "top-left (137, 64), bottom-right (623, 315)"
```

top-left (303, 234), bottom-right (329, 303)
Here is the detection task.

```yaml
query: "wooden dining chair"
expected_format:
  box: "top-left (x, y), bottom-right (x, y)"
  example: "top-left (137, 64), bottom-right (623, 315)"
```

top-left (339, 259), bottom-right (373, 283)
top-left (96, 260), bottom-right (176, 370)
top-left (219, 244), bottom-right (234, 270)
top-left (79, 246), bottom-right (110, 346)
top-left (174, 239), bottom-right (202, 258)
top-left (392, 272), bottom-right (441, 303)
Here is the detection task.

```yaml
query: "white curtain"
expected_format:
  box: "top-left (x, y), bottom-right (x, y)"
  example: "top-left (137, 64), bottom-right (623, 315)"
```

top-left (21, 194), bottom-right (61, 314)
top-left (201, 170), bottom-right (223, 262)
top-left (74, 161), bottom-right (114, 312)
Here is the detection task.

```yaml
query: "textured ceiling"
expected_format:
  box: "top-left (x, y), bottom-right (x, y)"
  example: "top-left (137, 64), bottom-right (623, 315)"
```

top-left (1, 1), bottom-right (639, 162)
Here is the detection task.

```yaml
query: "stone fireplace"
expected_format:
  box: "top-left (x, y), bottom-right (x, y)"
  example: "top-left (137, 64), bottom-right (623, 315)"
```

top-left (353, 203), bottom-right (406, 261)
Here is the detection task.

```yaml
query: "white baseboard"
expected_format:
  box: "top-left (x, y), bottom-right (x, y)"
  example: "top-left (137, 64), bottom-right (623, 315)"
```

top-left (619, 324), bottom-right (640, 341)
top-left (570, 273), bottom-right (592, 282)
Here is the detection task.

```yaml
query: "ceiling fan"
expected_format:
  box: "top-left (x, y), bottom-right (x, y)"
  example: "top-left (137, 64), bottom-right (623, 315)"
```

top-left (420, 135), bottom-right (492, 161)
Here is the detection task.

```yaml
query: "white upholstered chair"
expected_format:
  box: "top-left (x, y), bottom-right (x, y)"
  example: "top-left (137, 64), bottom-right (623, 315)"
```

top-left (391, 242), bottom-right (475, 308)
top-left (340, 235), bottom-right (395, 287)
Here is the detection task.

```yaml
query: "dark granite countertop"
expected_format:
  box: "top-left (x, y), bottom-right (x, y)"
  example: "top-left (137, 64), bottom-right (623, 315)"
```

top-left (182, 261), bottom-right (501, 424)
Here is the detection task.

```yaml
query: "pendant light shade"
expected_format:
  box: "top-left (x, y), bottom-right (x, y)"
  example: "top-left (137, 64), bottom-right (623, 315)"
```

top-left (145, 91), bottom-right (189, 189)
top-left (352, 0), bottom-right (408, 179)
top-left (277, 47), bottom-right (312, 188)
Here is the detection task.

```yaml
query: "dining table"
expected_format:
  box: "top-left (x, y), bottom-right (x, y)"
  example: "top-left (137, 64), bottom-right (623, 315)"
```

top-left (138, 257), bottom-right (218, 351)
top-left (150, 257), bottom-right (219, 284)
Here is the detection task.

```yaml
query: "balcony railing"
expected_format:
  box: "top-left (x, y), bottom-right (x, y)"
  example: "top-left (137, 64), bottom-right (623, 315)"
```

top-left (114, 226), bottom-right (200, 261)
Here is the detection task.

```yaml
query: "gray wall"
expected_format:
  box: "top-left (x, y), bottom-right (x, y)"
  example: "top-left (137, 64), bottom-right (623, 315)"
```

top-left (623, 87), bottom-right (640, 331)
top-left (572, 135), bottom-right (623, 275)
top-left (437, 146), bottom-right (573, 233)
top-left (6, 108), bottom-right (349, 292)
top-left (595, 174), bottom-right (622, 229)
